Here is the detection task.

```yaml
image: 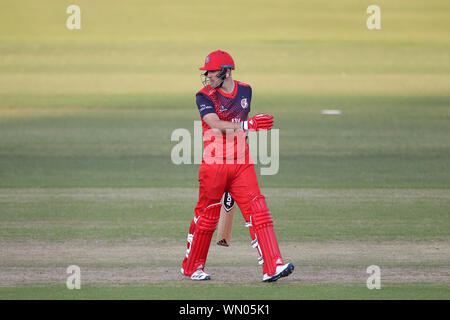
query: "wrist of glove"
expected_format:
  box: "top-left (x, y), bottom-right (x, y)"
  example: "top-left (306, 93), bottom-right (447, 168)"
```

top-left (241, 113), bottom-right (274, 131)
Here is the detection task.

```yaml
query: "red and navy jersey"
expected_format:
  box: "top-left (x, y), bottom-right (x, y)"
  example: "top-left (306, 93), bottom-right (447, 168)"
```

top-left (195, 81), bottom-right (252, 163)
top-left (196, 80), bottom-right (252, 124)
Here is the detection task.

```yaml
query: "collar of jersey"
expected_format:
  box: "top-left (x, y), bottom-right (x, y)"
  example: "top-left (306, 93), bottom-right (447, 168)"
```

top-left (217, 80), bottom-right (238, 98)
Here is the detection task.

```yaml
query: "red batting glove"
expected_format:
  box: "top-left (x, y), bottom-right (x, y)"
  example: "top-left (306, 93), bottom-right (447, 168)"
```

top-left (241, 113), bottom-right (274, 131)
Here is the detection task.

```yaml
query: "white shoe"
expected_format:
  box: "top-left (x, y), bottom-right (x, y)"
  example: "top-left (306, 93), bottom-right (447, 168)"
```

top-left (262, 263), bottom-right (294, 282)
top-left (181, 268), bottom-right (211, 281)
top-left (190, 269), bottom-right (211, 281)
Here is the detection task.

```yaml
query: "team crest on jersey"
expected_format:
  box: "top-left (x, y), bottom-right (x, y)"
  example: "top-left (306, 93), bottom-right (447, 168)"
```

top-left (218, 105), bottom-right (227, 112)
top-left (241, 98), bottom-right (248, 109)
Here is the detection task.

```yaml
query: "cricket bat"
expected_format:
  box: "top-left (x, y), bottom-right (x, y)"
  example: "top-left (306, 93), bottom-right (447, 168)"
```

top-left (216, 191), bottom-right (236, 246)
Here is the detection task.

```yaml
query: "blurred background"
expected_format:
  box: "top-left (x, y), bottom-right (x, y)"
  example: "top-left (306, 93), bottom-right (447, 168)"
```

top-left (1, 0), bottom-right (448, 189)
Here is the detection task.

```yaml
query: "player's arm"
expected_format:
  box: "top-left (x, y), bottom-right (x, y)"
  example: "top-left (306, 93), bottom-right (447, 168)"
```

top-left (204, 113), bottom-right (275, 132)
top-left (203, 113), bottom-right (241, 132)
top-left (197, 94), bottom-right (240, 132)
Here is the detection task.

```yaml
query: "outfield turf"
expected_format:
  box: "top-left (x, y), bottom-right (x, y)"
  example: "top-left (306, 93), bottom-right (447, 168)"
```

top-left (0, 0), bottom-right (449, 299)
top-left (1, 283), bottom-right (449, 300)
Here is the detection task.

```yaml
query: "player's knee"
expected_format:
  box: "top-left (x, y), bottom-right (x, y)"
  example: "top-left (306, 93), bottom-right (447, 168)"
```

top-left (197, 202), bottom-right (221, 231)
top-left (250, 195), bottom-right (273, 228)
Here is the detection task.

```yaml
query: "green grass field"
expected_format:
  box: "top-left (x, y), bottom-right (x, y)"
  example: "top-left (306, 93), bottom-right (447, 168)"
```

top-left (0, 0), bottom-right (449, 300)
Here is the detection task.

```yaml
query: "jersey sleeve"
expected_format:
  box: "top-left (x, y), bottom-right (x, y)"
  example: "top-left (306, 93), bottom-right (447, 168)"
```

top-left (196, 93), bottom-right (216, 118)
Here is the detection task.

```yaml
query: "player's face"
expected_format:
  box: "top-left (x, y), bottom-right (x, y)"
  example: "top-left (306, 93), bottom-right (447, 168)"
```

top-left (206, 70), bottom-right (221, 88)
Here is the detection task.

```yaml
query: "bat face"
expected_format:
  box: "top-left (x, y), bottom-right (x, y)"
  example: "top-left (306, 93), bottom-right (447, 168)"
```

top-left (216, 191), bottom-right (236, 246)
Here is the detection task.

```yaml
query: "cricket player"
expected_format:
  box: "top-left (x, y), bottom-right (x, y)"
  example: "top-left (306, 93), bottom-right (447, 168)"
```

top-left (180, 50), bottom-right (294, 282)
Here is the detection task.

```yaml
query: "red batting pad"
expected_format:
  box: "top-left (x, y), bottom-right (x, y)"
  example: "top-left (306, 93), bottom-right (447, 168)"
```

top-left (250, 195), bottom-right (284, 276)
top-left (182, 203), bottom-right (221, 276)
